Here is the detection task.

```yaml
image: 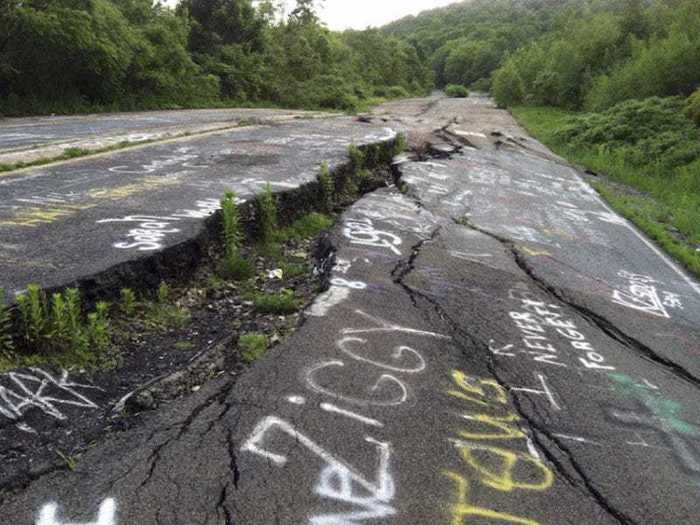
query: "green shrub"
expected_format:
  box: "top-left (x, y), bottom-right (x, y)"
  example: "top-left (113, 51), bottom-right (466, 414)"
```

top-left (470, 78), bottom-right (491, 92)
top-left (253, 289), bottom-right (302, 314)
top-left (239, 333), bottom-right (270, 363)
top-left (492, 61), bottom-right (524, 108)
top-left (686, 89), bottom-right (700, 126)
top-left (555, 97), bottom-right (700, 169)
top-left (386, 85), bottom-right (410, 99)
top-left (445, 84), bottom-right (470, 98)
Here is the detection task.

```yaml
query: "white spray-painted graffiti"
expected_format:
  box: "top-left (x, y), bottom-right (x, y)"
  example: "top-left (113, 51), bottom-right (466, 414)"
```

top-left (36, 498), bottom-right (116, 525)
top-left (242, 304), bottom-right (450, 524)
top-left (0, 368), bottom-right (101, 433)
top-left (97, 198), bottom-right (224, 251)
top-left (612, 270), bottom-right (684, 319)
top-left (343, 218), bottom-right (403, 256)
top-left (496, 286), bottom-right (615, 372)
top-left (241, 417), bottom-right (396, 524)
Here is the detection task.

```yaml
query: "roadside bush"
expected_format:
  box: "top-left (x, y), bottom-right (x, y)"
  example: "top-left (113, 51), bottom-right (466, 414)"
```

top-left (386, 85), bottom-right (410, 99)
top-left (445, 84), bottom-right (469, 98)
top-left (686, 89), bottom-right (700, 126)
top-left (470, 78), bottom-right (491, 93)
top-left (555, 97), bottom-right (700, 169)
top-left (492, 60), bottom-right (524, 108)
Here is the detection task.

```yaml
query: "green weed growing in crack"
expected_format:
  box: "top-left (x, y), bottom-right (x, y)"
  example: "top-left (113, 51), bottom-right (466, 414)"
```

top-left (87, 302), bottom-right (111, 353)
top-left (221, 191), bottom-right (254, 281)
top-left (15, 286), bottom-right (110, 359)
top-left (252, 289), bottom-right (302, 314)
top-left (394, 133), bottom-right (408, 155)
top-left (257, 182), bottom-right (278, 245)
top-left (16, 284), bottom-right (47, 349)
top-left (0, 289), bottom-right (15, 357)
top-left (348, 144), bottom-right (366, 172)
top-left (120, 288), bottom-right (137, 316)
top-left (239, 333), bottom-right (270, 363)
top-left (318, 162), bottom-right (335, 212)
top-left (145, 282), bottom-right (191, 330)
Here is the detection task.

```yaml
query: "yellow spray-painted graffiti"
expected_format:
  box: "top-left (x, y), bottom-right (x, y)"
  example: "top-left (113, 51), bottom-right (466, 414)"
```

top-left (443, 471), bottom-right (540, 525)
top-left (458, 414), bottom-right (525, 441)
top-left (454, 442), bottom-right (553, 492)
top-left (0, 204), bottom-right (94, 227)
top-left (449, 370), bottom-right (508, 406)
top-left (1, 177), bottom-right (180, 228)
top-left (444, 369), bottom-right (555, 523)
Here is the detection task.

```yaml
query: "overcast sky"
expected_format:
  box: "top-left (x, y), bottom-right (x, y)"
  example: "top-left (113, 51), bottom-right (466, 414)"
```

top-left (315, 0), bottom-right (458, 30)
top-left (165, 1), bottom-right (459, 30)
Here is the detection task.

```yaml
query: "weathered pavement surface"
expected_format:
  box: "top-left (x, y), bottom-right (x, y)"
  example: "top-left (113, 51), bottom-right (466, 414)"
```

top-left (0, 118), bottom-right (394, 297)
top-left (0, 108), bottom-right (328, 165)
top-left (1, 96), bottom-right (699, 524)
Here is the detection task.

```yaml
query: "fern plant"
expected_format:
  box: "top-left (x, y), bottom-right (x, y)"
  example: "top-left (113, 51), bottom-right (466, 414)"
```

top-left (220, 190), bottom-right (253, 280)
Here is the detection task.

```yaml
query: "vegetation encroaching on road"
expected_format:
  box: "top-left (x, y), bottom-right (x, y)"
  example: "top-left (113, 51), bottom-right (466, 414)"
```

top-left (0, 0), bottom-right (431, 116)
top-left (0, 136), bottom-right (405, 371)
top-left (385, 0), bottom-right (699, 274)
top-left (513, 103), bottom-right (700, 276)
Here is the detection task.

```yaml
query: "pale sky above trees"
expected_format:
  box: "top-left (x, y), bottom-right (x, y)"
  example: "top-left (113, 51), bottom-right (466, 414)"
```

top-left (316, 0), bottom-right (457, 30)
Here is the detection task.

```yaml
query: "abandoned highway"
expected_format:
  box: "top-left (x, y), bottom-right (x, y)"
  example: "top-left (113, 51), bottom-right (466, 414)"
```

top-left (0, 95), bottom-right (698, 524)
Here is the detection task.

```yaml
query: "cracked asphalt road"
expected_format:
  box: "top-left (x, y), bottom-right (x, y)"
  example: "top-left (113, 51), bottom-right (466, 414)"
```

top-left (1, 96), bottom-right (699, 524)
top-left (0, 117), bottom-right (395, 297)
top-left (0, 108), bottom-right (328, 161)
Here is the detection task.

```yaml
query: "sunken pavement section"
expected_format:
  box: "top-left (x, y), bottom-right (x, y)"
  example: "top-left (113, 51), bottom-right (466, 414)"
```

top-left (0, 97), bottom-right (699, 524)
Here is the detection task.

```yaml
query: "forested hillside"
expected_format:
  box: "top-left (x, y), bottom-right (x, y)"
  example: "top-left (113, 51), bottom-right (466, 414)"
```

top-left (0, 0), bottom-right (431, 116)
top-left (387, 0), bottom-right (700, 274)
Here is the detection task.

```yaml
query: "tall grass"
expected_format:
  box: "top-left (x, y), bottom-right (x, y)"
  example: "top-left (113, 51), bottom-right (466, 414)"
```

top-left (513, 105), bottom-right (700, 276)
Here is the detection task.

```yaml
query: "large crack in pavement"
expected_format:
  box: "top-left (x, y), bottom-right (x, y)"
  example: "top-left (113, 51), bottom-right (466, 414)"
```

top-left (465, 221), bottom-right (700, 388)
top-left (388, 221), bottom-right (637, 525)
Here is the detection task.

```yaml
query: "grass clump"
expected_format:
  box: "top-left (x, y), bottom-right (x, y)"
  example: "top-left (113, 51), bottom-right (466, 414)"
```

top-left (445, 84), bottom-right (470, 98)
top-left (252, 289), bottom-right (302, 314)
top-left (220, 191), bottom-right (254, 281)
top-left (145, 282), bottom-right (191, 330)
top-left (239, 333), bottom-right (270, 363)
top-left (273, 213), bottom-right (334, 243)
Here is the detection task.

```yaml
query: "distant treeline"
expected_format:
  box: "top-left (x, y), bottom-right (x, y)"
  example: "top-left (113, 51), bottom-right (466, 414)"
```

top-left (0, 0), bottom-right (432, 116)
top-left (385, 0), bottom-right (700, 111)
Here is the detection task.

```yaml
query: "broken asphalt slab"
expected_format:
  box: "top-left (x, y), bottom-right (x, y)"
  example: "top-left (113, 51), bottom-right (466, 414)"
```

top-left (0, 95), bottom-right (698, 524)
top-left (0, 117), bottom-right (396, 300)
